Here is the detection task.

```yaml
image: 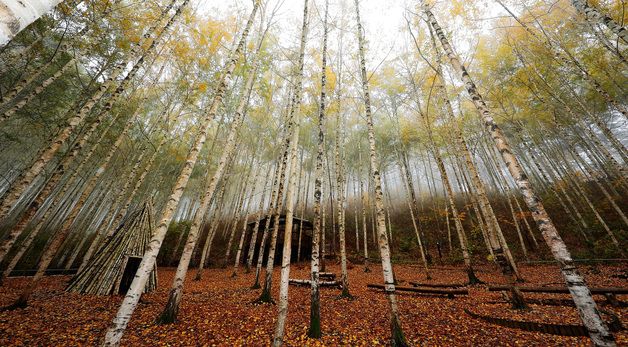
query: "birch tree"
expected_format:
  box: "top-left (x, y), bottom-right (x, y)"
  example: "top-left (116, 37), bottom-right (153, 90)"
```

top-left (421, 2), bottom-right (615, 345)
top-left (245, 163), bottom-right (273, 272)
top-left (570, 0), bottom-right (627, 44)
top-left (272, 0), bottom-right (308, 344)
top-left (157, 62), bottom-right (261, 323)
top-left (333, 4), bottom-right (352, 299)
top-left (308, 0), bottom-right (326, 337)
top-left (0, 0), bottom-right (64, 46)
top-left (355, 0), bottom-right (407, 345)
top-left (101, 2), bottom-right (259, 344)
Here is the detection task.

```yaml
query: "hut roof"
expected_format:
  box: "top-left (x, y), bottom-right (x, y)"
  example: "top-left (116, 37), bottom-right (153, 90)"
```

top-left (66, 200), bottom-right (157, 295)
top-left (247, 214), bottom-right (313, 229)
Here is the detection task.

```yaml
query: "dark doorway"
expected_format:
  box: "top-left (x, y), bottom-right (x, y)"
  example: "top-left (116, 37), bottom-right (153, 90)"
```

top-left (243, 215), bottom-right (314, 264)
top-left (118, 256), bottom-right (142, 295)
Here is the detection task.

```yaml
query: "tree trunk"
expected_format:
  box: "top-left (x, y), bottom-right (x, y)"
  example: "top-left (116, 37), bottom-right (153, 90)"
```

top-left (355, 0), bottom-right (407, 345)
top-left (194, 182), bottom-right (226, 281)
top-left (157, 54), bottom-right (261, 322)
top-left (571, 0), bottom-right (628, 44)
top-left (0, 0), bottom-right (64, 46)
top-left (397, 159), bottom-right (430, 278)
top-left (424, 20), bottom-right (522, 281)
top-left (333, 17), bottom-right (352, 298)
top-left (296, 168), bottom-right (310, 262)
top-left (423, 3), bottom-right (616, 345)
top-left (272, 2), bottom-right (309, 344)
top-left (308, 0), bottom-right (326, 337)
top-left (246, 164), bottom-right (273, 272)
top-left (272, 118), bottom-right (302, 346)
top-left (358, 144), bottom-right (370, 271)
top-left (320, 190), bottom-right (326, 272)
top-left (233, 162), bottom-right (265, 277)
top-left (223, 169), bottom-right (251, 267)
top-left (432, 146), bottom-right (480, 283)
top-left (0, 57), bottom-right (74, 122)
top-left (102, 2), bottom-right (258, 344)
top-left (267, 0), bottom-right (308, 347)
top-left (251, 158), bottom-right (282, 289)
top-left (256, 93), bottom-right (299, 303)
top-left (353, 177), bottom-right (359, 253)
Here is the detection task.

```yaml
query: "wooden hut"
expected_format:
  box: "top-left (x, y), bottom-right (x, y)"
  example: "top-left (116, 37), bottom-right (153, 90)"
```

top-left (66, 200), bottom-right (157, 295)
top-left (242, 214), bottom-right (313, 264)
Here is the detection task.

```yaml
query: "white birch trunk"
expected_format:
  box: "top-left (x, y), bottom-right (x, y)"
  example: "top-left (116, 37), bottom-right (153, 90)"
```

top-left (423, 3), bottom-right (616, 345)
top-left (246, 164), bottom-right (273, 272)
top-left (333, 15), bottom-right (352, 297)
top-left (257, 91), bottom-right (298, 302)
top-left (272, 120), bottom-right (301, 346)
top-left (251, 162), bottom-right (281, 289)
top-left (223, 171), bottom-right (251, 266)
top-left (157, 22), bottom-right (262, 325)
top-left (0, 0), bottom-right (64, 46)
top-left (296, 168), bottom-right (310, 262)
top-left (194, 183), bottom-right (226, 281)
top-left (102, 2), bottom-right (258, 344)
top-left (233, 164), bottom-right (265, 276)
top-left (571, 0), bottom-right (628, 44)
top-left (1, 57), bottom-right (74, 122)
top-left (308, 0), bottom-right (326, 336)
top-left (355, 0), bottom-right (406, 344)
top-left (272, 1), bottom-right (308, 344)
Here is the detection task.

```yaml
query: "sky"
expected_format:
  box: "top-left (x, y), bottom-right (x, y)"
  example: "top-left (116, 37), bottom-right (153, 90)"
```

top-left (195, 0), bottom-right (406, 58)
top-left (192, 0), bottom-right (515, 75)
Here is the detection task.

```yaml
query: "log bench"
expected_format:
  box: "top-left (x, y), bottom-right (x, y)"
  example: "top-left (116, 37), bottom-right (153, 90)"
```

top-left (319, 272), bottom-right (336, 280)
top-left (465, 308), bottom-right (624, 336)
top-left (409, 282), bottom-right (465, 288)
top-left (488, 285), bottom-right (628, 307)
top-left (367, 284), bottom-right (468, 298)
top-left (289, 279), bottom-right (340, 287)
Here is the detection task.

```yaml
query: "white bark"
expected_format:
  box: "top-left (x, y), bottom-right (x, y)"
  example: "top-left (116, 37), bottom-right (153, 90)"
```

top-left (233, 163), bottom-right (265, 276)
top-left (272, 119), bottom-right (301, 346)
top-left (0, 0), bottom-right (64, 46)
top-left (272, 1), bottom-right (308, 344)
top-left (246, 164), bottom-right (273, 272)
top-left (571, 0), bottom-right (628, 44)
top-left (308, 0), bottom-right (327, 337)
top-left (423, 3), bottom-right (616, 345)
top-left (355, 0), bottom-right (406, 344)
top-left (102, 2), bottom-right (258, 344)
top-left (1, 57), bottom-right (75, 122)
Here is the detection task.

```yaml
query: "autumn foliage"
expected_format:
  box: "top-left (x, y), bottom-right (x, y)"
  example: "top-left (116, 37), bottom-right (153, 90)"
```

top-left (0, 263), bottom-right (626, 346)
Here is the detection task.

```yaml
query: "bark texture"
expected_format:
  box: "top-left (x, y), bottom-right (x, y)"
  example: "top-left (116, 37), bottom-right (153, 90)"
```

top-left (272, 1), bottom-right (309, 344)
top-left (355, 0), bottom-right (407, 345)
top-left (0, 0), bottom-right (64, 45)
top-left (571, 0), bottom-right (627, 44)
top-left (422, 3), bottom-right (615, 345)
top-left (102, 2), bottom-right (258, 344)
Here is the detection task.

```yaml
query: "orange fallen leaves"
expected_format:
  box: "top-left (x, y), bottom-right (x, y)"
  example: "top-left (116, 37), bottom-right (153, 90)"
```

top-left (0, 263), bottom-right (625, 346)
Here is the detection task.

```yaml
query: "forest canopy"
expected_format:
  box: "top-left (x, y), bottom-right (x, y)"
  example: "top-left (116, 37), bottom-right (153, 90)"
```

top-left (0, 0), bottom-right (626, 346)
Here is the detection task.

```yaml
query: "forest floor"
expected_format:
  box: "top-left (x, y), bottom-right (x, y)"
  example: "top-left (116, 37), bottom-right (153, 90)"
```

top-left (0, 262), bottom-right (626, 346)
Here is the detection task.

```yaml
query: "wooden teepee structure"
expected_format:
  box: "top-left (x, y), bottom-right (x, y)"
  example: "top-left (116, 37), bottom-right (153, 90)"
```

top-left (66, 200), bottom-right (157, 295)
